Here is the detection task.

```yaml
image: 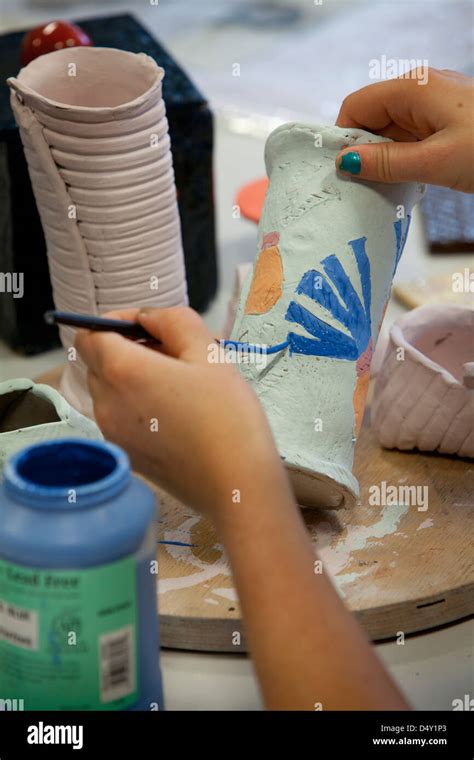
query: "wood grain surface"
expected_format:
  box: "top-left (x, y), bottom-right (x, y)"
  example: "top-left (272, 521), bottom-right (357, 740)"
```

top-left (36, 366), bottom-right (474, 652)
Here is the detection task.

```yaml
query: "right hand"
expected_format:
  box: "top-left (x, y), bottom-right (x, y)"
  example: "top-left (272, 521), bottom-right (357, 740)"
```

top-left (335, 68), bottom-right (474, 192)
top-left (75, 307), bottom-right (283, 519)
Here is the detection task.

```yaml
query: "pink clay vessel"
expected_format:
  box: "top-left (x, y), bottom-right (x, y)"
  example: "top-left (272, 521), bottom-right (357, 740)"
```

top-left (372, 304), bottom-right (474, 457)
top-left (8, 47), bottom-right (187, 417)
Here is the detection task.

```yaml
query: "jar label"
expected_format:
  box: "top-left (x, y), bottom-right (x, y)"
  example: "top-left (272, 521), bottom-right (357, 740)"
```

top-left (0, 555), bottom-right (138, 710)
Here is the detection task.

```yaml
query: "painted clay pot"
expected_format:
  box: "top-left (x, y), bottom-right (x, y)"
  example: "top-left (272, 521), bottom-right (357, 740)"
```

top-left (372, 304), bottom-right (474, 457)
top-left (0, 378), bottom-right (101, 475)
top-left (231, 123), bottom-right (424, 508)
top-left (224, 262), bottom-right (253, 339)
top-left (8, 47), bottom-right (187, 417)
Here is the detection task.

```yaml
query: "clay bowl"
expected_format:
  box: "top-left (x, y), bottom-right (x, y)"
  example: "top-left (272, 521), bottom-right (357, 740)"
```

top-left (0, 379), bottom-right (101, 473)
top-left (372, 304), bottom-right (474, 457)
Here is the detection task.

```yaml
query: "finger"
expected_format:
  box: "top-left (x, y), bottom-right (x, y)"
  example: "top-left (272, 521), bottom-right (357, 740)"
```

top-left (336, 80), bottom-right (397, 130)
top-left (335, 132), bottom-right (454, 186)
top-left (85, 368), bottom-right (107, 417)
top-left (83, 308), bottom-right (168, 358)
top-left (85, 367), bottom-right (102, 398)
top-left (336, 76), bottom-right (432, 139)
top-left (100, 308), bottom-right (141, 321)
top-left (377, 124), bottom-right (418, 142)
top-left (138, 307), bottom-right (213, 362)
top-left (75, 328), bottom-right (170, 381)
top-left (75, 329), bottom-right (133, 376)
top-left (75, 308), bottom-right (141, 371)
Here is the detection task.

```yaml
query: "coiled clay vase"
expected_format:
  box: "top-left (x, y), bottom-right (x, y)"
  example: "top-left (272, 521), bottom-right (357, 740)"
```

top-left (8, 47), bottom-right (188, 417)
top-left (372, 304), bottom-right (474, 457)
top-left (231, 123), bottom-right (424, 508)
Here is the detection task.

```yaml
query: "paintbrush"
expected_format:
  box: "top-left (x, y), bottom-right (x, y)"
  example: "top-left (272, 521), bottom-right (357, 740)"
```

top-left (44, 310), bottom-right (161, 344)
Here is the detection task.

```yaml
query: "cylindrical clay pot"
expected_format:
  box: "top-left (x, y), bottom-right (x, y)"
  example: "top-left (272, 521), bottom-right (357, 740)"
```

top-left (231, 123), bottom-right (424, 508)
top-left (8, 47), bottom-right (188, 417)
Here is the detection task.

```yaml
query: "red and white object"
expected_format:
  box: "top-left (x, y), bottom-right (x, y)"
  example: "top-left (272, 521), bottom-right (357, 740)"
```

top-left (372, 304), bottom-right (474, 458)
top-left (8, 47), bottom-right (187, 416)
top-left (21, 21), bottom-right (92, 66)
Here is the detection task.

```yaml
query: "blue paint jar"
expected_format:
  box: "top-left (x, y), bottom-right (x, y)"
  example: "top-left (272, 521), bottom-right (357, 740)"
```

top-left (0, 438), bottom-right (163, 711)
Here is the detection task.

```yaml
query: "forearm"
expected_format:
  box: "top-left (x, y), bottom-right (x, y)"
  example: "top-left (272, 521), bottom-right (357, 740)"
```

top-left (214, 454), bottom-right (409, 711)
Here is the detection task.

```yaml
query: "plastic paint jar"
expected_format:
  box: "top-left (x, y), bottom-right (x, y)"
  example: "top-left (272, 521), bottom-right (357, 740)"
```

top-left (0, 438), bottom-right (163, 711)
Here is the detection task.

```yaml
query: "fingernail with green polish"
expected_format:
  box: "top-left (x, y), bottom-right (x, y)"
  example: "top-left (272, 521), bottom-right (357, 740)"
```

top-left (338, 151), bottom-right (361, 175)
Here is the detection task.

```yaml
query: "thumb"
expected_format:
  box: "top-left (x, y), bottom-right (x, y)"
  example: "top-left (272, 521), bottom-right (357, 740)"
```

top-left (336, 138), bottom-right (440, 185)
top-left (138, 306), bottom-right (213, 361)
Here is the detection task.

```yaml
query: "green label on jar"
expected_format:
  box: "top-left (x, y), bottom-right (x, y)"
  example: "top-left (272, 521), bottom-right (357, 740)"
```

top-left (0, 555), bottom-right (138, 710)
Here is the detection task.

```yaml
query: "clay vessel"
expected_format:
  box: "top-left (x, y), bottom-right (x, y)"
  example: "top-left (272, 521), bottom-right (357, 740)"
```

top-left (8, 47), bottom-right (187, 417)
top-left (0, 378), bottom-right (101, 474)
top-left (372, 304), bottom-right (474, 457)
top-left (231, 123), bottom-right (424, 508)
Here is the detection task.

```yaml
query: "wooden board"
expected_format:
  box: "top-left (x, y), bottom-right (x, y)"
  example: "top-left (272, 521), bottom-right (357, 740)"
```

top-left (36, 367), bottom-right (474, 652)
top-left (393, 271), bottom-right (474, 310)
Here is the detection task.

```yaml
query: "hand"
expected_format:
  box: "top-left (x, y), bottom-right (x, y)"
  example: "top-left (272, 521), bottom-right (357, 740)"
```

top-left (335, 68), bottom-right (474, 192)
top-left (75, 307), bottom-right (282, 519)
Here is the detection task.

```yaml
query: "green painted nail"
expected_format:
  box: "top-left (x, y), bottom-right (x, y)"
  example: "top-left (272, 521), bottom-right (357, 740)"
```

top-left (338, 151), bottom-right (361, 175)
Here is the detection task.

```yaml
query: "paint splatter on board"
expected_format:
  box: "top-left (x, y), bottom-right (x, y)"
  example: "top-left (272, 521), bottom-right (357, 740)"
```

top-left (158, 505), bottom-right (409, 600)
top-left (309, 502), bottom-right (409, 595)
top-left (417, 518), bottom-right (434, 530)
top-left (158, 516), bottom-right (231, 595)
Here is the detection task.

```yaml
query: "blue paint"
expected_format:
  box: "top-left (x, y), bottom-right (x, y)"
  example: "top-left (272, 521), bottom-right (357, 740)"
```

top-left (286, 302), bottom-right (359, 358)
top-left (393, 215), bottom-right (411, 275)
top-left (18, 444), bottom-right (115, 485)
top-left (285, 234), bottom-right (372, 359)
top-left (158, 540), bottom-right (195, 547)
top-left (349, 236), bottom-right (371, 319)
top-left (0, 438), bottom-right (164, 711)
top-left (12, 440), bottom-right (123, 500)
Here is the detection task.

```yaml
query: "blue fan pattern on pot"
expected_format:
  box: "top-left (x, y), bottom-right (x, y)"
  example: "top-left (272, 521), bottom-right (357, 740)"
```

top-left (285, 216), bottom-right (411, 359)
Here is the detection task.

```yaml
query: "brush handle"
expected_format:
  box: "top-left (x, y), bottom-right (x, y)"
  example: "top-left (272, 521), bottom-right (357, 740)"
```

top-left (44, 310), bottom-right (160, 342)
